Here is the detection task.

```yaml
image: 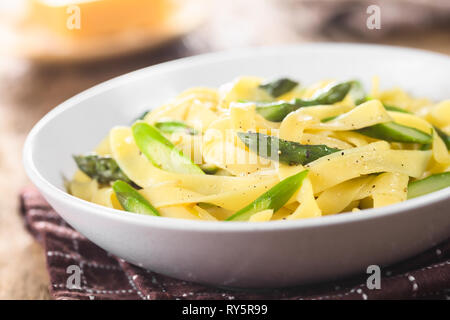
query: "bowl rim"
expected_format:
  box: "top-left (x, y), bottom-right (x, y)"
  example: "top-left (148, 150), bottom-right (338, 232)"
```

top-left (23, 42), bottom-right (450, 232)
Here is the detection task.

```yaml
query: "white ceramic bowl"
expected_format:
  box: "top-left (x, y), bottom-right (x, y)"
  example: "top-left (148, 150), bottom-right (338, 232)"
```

top-left (23, 44), bottom-right (450, 288)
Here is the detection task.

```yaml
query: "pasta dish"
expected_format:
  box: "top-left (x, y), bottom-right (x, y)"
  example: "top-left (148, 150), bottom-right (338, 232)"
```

top-left (68, 76), bottom-right (450, 222)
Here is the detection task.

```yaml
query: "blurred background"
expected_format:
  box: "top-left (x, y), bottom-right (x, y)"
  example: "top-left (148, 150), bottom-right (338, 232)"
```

top-left (0, 0), bottom-right (449, 299)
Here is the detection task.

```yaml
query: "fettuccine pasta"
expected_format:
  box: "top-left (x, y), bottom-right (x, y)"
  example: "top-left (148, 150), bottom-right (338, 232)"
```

top-left (69, 76), bottom-right (450, 222)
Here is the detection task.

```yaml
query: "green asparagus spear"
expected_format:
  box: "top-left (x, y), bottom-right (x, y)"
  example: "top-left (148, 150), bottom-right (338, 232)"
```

top-left (73, 154), bottom-right (131, 185)
top-left (255, 101), bottom-right (300, 122)
top-left (132, 110), bottom-right (150, 123)
top-left (365, 96), bottom-right (413, 114)
top-left (112, 180), bottom-right (160, 216)
top-left (320, 99), bottom-right (430, 143)
top-left (199, 163), bottom-right (220, 174)
top-left (255, 81), bottom-right (353, 121)
top-left (257, 101), bottom-right (301, 122)
top-left (407, 172), bottom-right (450, 199)
top-left (226, 170), bottom-right (309, 221)
top-left (309, 81), bottom-right (353, 105)
top-left (384, 105), bottom-right (412, 114)
top-left (155, 120), bottom-right (198, 135)
top-left (132, 121), bottom-right (204, 175)
top-left (238, 132), bottom-right (340, 165)
top-left (357, 122), bottom-right (433, 144)
top-left (197, 202), bottom-right (219, 209)
top-left (321, 115), bottom-right (339, 123)
top-left (435, 126), bottom-right (450, 150)
top-left (259, 78), bottom-right (299, 98)
top-left (419, 143), bottom-right (432, 151)
top-left (349, 80), bottom-right (366, 105)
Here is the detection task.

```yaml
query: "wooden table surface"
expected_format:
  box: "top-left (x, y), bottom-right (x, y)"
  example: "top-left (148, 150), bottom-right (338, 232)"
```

top-left (0, 0), bottom-right (449, 299)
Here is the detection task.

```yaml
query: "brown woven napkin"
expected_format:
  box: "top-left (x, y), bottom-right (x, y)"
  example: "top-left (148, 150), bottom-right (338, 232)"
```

top-left (20, 186), bottom-right (450, 300)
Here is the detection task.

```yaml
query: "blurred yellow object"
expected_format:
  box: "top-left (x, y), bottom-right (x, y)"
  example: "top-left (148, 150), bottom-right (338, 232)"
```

top-left (0, 0), bottom-right (207, 62)
top-left (27, 0), bottom-right (173, 38)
